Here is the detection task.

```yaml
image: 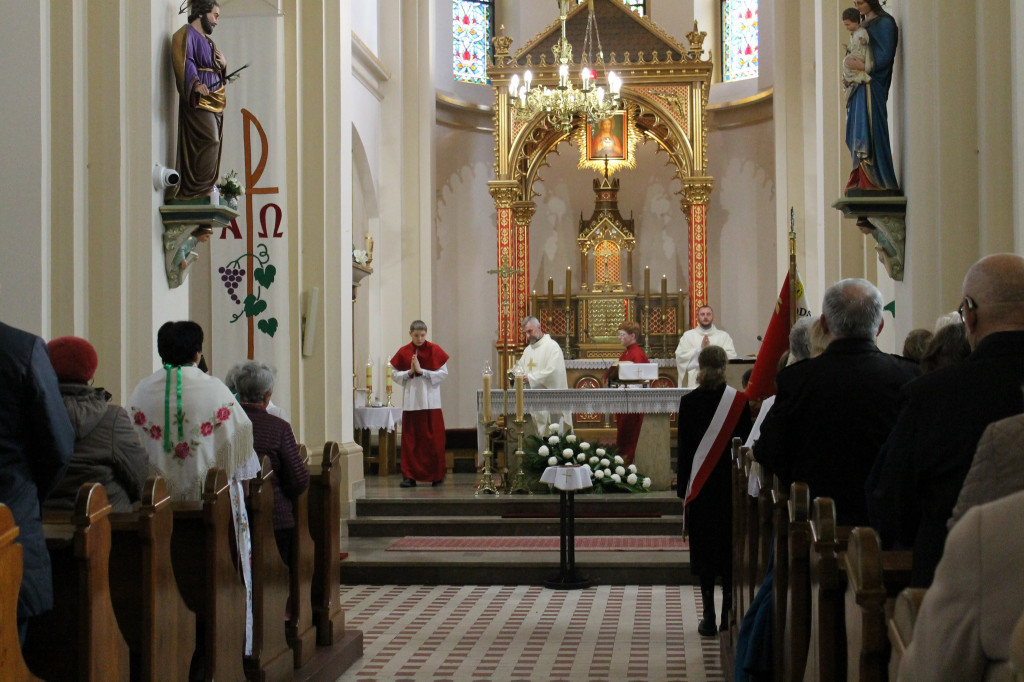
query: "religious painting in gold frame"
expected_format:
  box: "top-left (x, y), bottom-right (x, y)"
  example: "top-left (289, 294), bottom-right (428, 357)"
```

top-left (576, 108), bottom-right (639, 174)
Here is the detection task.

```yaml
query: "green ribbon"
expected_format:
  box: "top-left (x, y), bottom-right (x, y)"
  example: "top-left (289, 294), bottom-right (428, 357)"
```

top-left (163, 364), bottom-right (185, 452)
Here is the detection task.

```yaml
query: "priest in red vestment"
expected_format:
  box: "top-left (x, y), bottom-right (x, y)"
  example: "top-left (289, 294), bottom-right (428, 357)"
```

top-left (390, 320), bottom-right (450, 487)
top-left (610, 321), bottom-right (649, 465)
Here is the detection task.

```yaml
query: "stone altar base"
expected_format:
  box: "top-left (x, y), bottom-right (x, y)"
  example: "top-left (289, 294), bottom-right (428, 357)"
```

top-left (634, 413), bottom-right (673, 491)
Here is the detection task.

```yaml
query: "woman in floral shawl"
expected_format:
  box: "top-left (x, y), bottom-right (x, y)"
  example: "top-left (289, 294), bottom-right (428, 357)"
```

top-left (127, 319), bottom-right (259, 653)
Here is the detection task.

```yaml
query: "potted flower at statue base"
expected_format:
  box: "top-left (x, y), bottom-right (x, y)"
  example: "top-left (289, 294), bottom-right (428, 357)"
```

top-left (216, 170), bottom-right (244, 210)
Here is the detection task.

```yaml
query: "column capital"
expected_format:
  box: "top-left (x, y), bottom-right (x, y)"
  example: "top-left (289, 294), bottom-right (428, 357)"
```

top-left (488, 180), bottom-right (520, 208)
top-left (512, 201), bottom-right (536, 225)
top-left (681, 177), bottom-right (714, 207)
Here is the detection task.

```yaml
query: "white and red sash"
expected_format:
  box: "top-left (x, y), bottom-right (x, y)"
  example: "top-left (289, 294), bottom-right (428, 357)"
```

top-left (684, 385), bottom-right (747, 506)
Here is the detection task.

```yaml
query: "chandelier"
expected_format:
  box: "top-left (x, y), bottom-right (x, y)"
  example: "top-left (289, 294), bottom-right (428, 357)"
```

top-left (507, 0), bottom-right (622, 134)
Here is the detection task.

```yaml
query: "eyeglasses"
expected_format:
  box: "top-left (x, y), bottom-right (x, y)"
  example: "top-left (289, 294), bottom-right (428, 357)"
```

top-left (958, 295), bottom-right (978, 322)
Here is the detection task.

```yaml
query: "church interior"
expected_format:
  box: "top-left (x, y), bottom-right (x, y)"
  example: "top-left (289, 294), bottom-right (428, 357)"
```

top-left (3, 0), bottom-right (1024, 679)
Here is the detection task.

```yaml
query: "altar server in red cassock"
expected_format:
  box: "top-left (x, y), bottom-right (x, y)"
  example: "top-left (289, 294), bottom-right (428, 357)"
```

top-left (612, 321), bottom-right (649, 465)
top-left (391, 320), bottom-right (449, 488)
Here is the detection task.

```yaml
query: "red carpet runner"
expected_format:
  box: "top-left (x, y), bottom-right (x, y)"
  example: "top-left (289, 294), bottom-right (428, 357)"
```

top-left (386, 536), bottom-right (687, 551)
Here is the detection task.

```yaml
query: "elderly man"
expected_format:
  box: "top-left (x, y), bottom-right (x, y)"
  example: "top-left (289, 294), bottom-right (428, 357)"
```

top-left (517, 316), bottom-right (571, 435)
top-left (754, 278), bottom-right (919, 526)
top-left (873, 253), bottom-right (1024, 587)
top-left (675, 305), bottom-right (738, 387)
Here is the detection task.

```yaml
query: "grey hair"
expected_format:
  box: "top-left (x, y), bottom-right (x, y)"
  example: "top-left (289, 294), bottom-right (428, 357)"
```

top-left (788, 317), bottom-right (814, 362)
top-left (231, 360), bottom-right (276, 402)
top-left (522, 316), bottom-right (540, 328)
top-left (821, 278), bottom-right (883, 340)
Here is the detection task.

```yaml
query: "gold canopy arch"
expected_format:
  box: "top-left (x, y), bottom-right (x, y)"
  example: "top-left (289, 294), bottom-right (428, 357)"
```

top-left (487, 0), bottom-right (714, 378)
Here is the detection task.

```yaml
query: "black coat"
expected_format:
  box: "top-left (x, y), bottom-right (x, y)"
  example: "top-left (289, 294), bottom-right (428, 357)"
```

top-left (677, 384), bottom-right (751, 577)
top-left (754, 337), bottom-right (919, 527)
top-left (0, 322), bottom-right (74, 619)
top-left (872, 331), bottom-right (1024, 587)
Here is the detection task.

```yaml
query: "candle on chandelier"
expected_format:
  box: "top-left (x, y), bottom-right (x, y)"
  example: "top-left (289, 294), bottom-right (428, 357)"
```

top-left (514, 372), bottom-right (524, 421)
top-left (482, 369), bottom-right (493, 423)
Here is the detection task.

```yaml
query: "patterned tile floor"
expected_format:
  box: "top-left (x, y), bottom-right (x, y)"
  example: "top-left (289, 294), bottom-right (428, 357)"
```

top-left (336, 584), bottom-right (725, 681)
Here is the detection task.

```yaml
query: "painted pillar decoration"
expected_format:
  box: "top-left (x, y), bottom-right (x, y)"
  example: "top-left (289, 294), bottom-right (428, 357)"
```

top-left (488, 181), bottom-right (521, 379)
top-left (682, 180), bottom-right (713, 323)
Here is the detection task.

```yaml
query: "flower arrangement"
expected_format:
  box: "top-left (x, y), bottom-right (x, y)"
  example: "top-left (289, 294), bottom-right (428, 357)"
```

top-left (522, 424), bottom-right (652, 493)
top-left (352, 248), bottom-right (371, 266)
top-left (216, 170), bottom-right (244, 199)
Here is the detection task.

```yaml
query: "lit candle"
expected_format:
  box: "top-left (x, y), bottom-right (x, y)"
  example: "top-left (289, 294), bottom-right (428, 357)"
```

top-left (547, 277), bottom-right (554, 310)
top-left (565, 267), bottom-right (572, 308)
top-left (644, 267), bottom-right (651, 307)
top-left (677, 289), bottom-right (685, 333)
top-left (366, 358), bottom-right (372, 394)
top-left (661, 275), bottom-right (667, 311)
top-left (515, 372), bottom-right (524, 421)
top-left (386, 363), bottom-right (393, 391)
top-left (531, 289), bottom-right (538, 317)
top-left (482, 369), bottom-right (493, 423)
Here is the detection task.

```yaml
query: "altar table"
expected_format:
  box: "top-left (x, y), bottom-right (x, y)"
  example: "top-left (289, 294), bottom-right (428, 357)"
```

top-left (476, 388), bottom-right (691, 490)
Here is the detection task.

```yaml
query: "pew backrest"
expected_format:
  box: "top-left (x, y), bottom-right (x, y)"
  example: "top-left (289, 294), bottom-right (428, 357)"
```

top-left (785, 481), bottom-right (811, 681)
top-left (309, 441), bottom-right (345, 646)
top-left (807, 497), bottom-right (847, 682)
top-left (0, 503), bottom-right (40, 681)
top-left (288, 444), bottom-right (317, 667)
top-left (843, 527), bottom-right (888, 682)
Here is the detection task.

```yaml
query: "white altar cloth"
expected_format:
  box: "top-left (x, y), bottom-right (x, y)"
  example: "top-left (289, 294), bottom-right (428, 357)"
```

top-left (475, 387), bottom-right (690, 416)
top-left (540, 466), bottom-right (593, 491)
top-left (353, 406), bottom-right (402, 432)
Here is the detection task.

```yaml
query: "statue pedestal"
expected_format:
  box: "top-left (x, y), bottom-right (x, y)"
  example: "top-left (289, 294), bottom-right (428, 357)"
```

top-left (158, 202), bottom-right (239, 289)
top-left (832, 195), bottom-right (907, 281)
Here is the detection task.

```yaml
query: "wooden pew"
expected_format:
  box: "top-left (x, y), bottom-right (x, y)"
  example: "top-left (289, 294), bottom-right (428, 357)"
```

top-left (108, 476), bottom-right (195, 681)
top-left (24, 483), bottom-right (130, 681)
top-left (887, 587), bottom-right (926, 680)
top-left (171, 468), bottom-right (248, 682)
top-left (287, 445), bottom-right (317, 669)
top-left (308, 442), bottom-right (345, 646)
top-left (0, 504), bottom-right (40, 681)
top-left (807, 497), bottom-right (849, 682)
top-left (784, 481), bottom-right (812, 681)
top-left (755, 457), bottom-right (774, 596)
top-left (244, 457), bottom-right (295, 681)
top-left (730, 438), bottom-right (747, 641)
top-left (771, 475), bottom-right (790, 682)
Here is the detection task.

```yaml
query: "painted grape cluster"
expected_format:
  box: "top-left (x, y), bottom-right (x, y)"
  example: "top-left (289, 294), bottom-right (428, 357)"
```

top-left (219, 266), bottom-right (246, 305)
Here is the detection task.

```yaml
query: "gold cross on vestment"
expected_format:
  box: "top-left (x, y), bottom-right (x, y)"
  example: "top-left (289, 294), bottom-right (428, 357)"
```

top-left (527, 359), bottom-right (536, 372)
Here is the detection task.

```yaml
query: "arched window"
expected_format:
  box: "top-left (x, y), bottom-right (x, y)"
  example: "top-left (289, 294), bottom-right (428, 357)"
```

top-left (721, 0), bottom-right (758, 82)
top-left (453, 0), bottom-right (495, 84)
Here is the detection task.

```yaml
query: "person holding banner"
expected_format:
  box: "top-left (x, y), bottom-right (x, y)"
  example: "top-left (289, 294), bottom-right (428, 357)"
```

top-left (677, 346), bottom-right (751, 637)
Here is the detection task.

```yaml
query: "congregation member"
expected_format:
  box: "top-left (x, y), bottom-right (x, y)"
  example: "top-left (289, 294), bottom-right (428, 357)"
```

top-left (517, 316), bottom-right (571, 435)
top-left (232, 360), bottom-right (309, 563)
top-left (897, 489), bottom-right (1024, 680)
top-left (950, 412), bottom-right (1024, 528)
top-left (754, 278), bottom-right (918, 526)
top-left (391, 320), bottom-right (449, 488)
top-left (918, 320), bottom-right (971, 373)
top-left (127, 320), bottom-right (259, 652)
top-left (609, 321), bottom-right (648, 464)
top-left (44, 336), bottom-right (149, 513)
top-left (0, 321), bottom-right (74, 643)
top-left (873, 253), bottom-right (1024, 586)
top-left (674, 305), bottom-right (737, 387)
top-left (901, 328), bottom-right (933, 364)
top-left (677, 346), bottom-right (751, 637)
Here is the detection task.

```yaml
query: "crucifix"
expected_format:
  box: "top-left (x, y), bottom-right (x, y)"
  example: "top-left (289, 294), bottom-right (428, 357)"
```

top-left (488, 256), bottom-right (525, 388)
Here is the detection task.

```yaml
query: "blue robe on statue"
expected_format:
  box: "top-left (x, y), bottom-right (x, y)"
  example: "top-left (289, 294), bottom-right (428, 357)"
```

top-left (845, 11), bottom-right (899, 192)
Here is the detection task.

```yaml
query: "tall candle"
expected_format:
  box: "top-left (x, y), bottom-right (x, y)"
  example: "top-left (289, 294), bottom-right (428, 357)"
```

top-left (643, 267), bottom-right (651, 307)
top-left (547, 277), bottom-right (554, 309)
top-left (565, 267), bottom-right (572, 308)
top-left (677, 289), bottom-right (685, 333)
top-left (366, 359), bottom-right (372, 393)
top-left (531, 289), bottom-right (538, 317)
top-left (514, 372), bottom-right (524, 421)
top-left (482, 371), bottom-right (493, 422)
top-left (661, 275), bottom-right (667, 311)
top-left (386, 363), bottom-right (392, 390)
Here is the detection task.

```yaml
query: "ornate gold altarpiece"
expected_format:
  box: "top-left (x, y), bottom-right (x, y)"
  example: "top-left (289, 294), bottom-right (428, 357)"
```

top-left (488, 0), bottom-right (714, 382)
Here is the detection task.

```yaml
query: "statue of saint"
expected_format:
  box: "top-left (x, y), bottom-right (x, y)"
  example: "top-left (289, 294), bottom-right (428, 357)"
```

top-left (844, 0), bottom-right (900, 194)
top-left (171, 1), bottom-right (227, 201)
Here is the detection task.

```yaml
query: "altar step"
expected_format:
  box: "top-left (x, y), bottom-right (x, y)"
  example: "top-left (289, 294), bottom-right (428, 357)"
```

top-left (340, 473), bottom-right (691, 586)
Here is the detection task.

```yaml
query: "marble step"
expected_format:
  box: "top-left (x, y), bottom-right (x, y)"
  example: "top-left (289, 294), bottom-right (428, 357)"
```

top-left (346, 514), bottom-right (684, 537)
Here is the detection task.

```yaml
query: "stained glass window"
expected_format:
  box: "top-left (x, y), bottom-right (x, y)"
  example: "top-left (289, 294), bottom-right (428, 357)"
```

top-left (453, 0), bottom-right (494, 84)
top-left (577, 0), bottom-right (645, 16)
top-left (722, 0), bottom-right (758, 82)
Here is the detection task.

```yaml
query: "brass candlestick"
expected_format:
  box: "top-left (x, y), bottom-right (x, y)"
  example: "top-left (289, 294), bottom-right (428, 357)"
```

top-left (385, 383), bottom-right (393, 407)
top-left (643, 302), bottom-right (652, 356)
top-left (475, 420), bottom-right (500, 496)
top-left (507, 417), bottom-right (532, 495)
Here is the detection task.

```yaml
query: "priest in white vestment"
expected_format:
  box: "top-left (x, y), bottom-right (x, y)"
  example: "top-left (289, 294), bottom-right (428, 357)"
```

top-left (675, 305), bottom-right (738, 387)
top-left (516, 316), bottom-right (572, 435)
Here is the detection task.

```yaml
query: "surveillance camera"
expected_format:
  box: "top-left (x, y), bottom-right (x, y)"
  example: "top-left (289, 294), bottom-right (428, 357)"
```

top-left (153, 164), bottom-right (180, 190)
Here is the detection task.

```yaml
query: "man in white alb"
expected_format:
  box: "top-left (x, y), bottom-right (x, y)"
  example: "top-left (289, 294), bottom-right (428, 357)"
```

top-left (675, 305), bottom-right (738, 387)
top-left (517, 316), bottom-right (572, 435)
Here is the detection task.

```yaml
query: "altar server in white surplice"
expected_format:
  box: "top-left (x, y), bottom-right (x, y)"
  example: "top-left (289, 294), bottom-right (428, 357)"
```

top-left (517, 316), bottom-right (572, 435)
top-left (675, 305), bottom-right (738, 387)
